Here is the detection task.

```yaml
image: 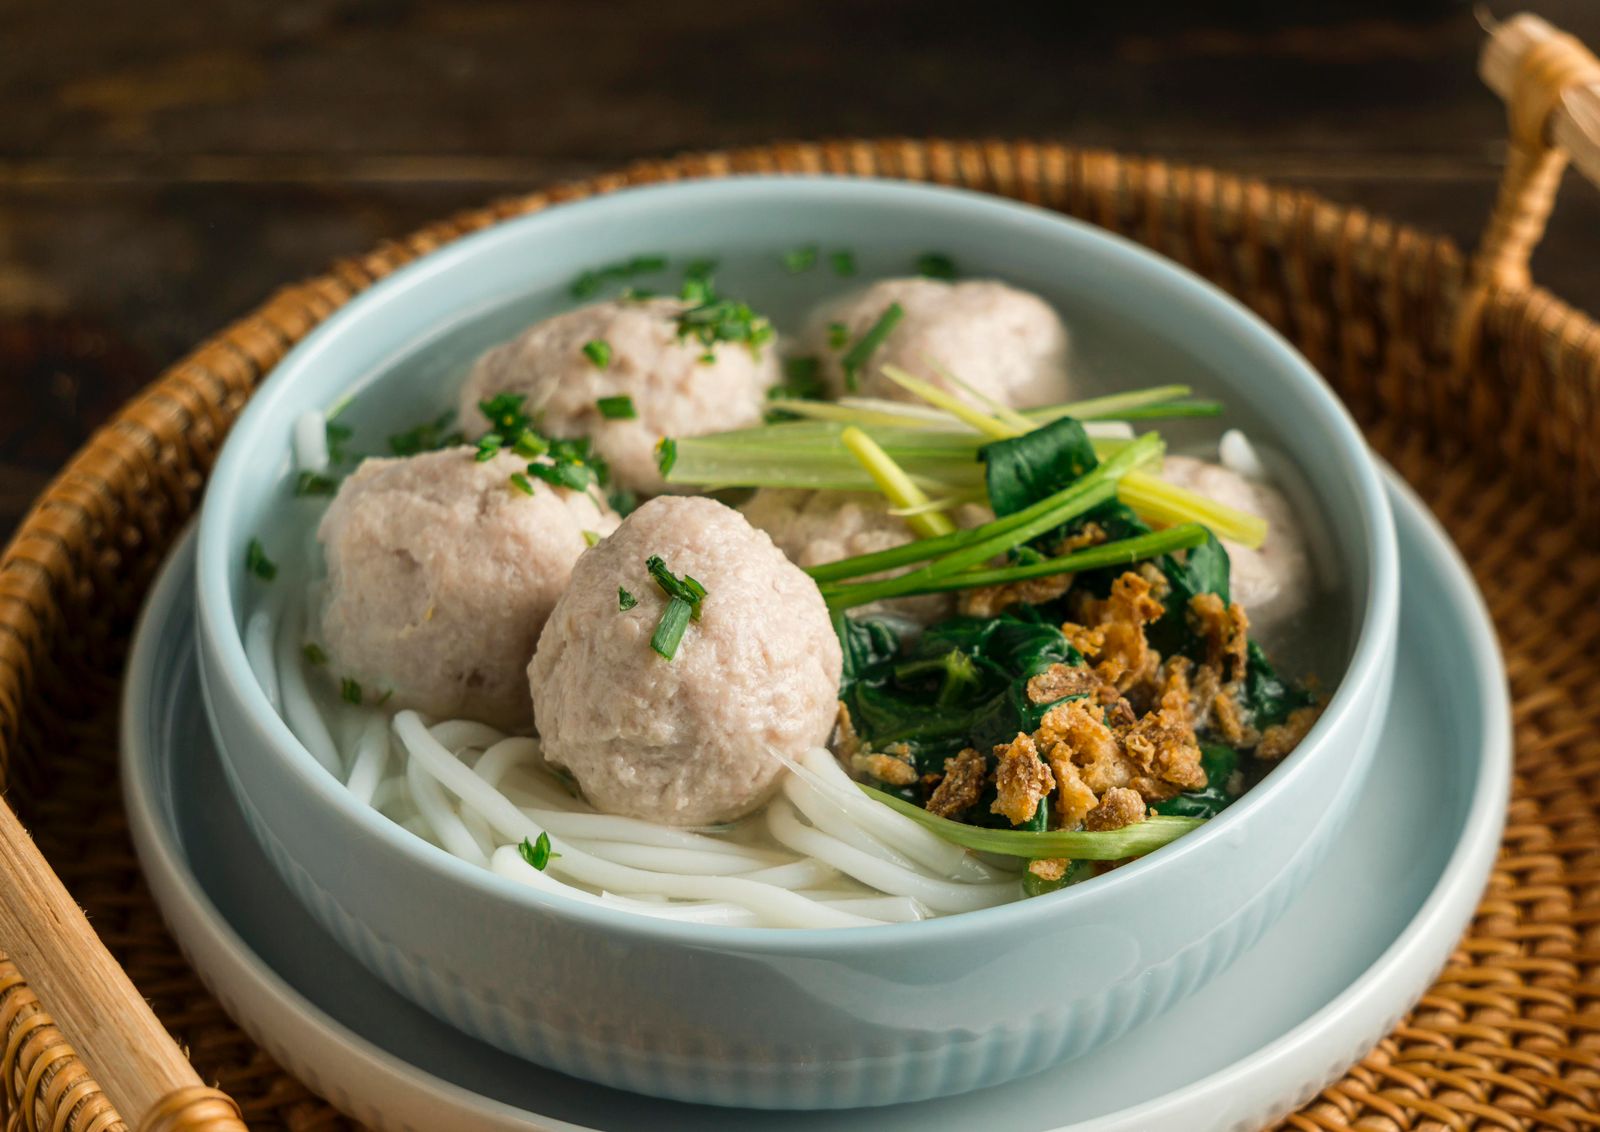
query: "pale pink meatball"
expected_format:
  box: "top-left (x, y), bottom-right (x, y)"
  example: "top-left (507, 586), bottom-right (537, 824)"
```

top-left (460, 297), bottom-right (780, 496)
top-left (317, 447), bottom-right (619, 730)
top-left (1160, 455), bottom-right (1313, 641)
top-left (529, 496), bottom-right (842, 825)
top-left (803, 278), bottom-right (1070, 407)
top-left (740, 488), bottom-right (991, 624)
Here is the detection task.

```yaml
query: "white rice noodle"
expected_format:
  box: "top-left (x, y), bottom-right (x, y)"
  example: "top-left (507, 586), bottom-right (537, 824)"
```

top-left (404, 743), bottom-right (489, 867)
top-left (561, 839), bottom-right (786, 877)
top-left (243, 591), bottom-right (283, 713)
top-left (274, 605), bottom-right (341, 777)
top-left (345, 714), bottom-right (390, 806)
top-left (766, 798), bottom-right (1017, 915)
top-left (392, 712), bottom-right (880, 928)
top-left (293, 410), bottom-right (330, 474)
top-left (429, 719), bottom-right (507, 751)
top-left (472, 737), bottom-right (541, 788)
top-left (783, 747), bottom-right (1001, 882)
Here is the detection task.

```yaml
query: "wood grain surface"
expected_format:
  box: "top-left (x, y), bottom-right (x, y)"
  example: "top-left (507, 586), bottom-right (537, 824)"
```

top-left (4, 0), bottom-right (1598, 542)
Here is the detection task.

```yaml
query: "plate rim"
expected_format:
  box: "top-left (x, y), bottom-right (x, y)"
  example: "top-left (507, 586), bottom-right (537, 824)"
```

top-left (121, 469), bottom-right (1508, 1132)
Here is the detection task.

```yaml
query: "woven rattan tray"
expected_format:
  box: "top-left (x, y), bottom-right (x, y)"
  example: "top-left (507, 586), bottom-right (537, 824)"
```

top-left (6, 14), bottom-right (1600, 1131)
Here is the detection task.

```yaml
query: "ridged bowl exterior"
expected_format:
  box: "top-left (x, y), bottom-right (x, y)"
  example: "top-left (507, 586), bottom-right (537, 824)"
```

top-left (194, 178), bottom-right (1401, 1109)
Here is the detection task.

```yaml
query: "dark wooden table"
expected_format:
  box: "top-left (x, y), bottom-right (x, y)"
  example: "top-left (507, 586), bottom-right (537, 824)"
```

top-left (5, 0), bottom-right (1598, 543)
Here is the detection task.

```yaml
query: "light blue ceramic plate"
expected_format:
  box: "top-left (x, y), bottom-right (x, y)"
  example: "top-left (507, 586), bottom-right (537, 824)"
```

top-left (127, 472), bottom-right (1506, 1132)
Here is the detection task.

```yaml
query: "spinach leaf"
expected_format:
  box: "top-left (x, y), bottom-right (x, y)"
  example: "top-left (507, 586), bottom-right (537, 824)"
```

top-left (834, 613), bottom-right (901, 682)
top-left (979, 417), bottom-right (1098, 517)
top-left (1239, 640), bottom-right (1314, 729)
top-left (840, 607), bottom-right (1088, 783)
top-left (1152, 742), bottom-right (1240, 819)
top-left (1147, 531), bottom-right (1232, 660)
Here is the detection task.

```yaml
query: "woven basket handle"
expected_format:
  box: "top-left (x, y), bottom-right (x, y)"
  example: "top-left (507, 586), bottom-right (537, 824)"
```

top-left (1457, 11), bottom-right (1600, 362)
top-left (0, 801), bottom-right (247, 1131)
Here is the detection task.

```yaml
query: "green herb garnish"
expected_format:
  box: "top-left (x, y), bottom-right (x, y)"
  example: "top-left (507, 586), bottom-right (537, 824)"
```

top-left (582, 339), bottom-right (612, 368)
top-left (916, 252), bottom-right (958, 280)
top-left (596, 395), bottom-right (637, 420)
top-left (526, 460), bottom-right (597, 492)
top-left (509, 471), bottom-right (536, 496)
top-left (388, 410), bottom-right (461, 456)
top-left (325, 420), bottom-right (354, 464)
top-left (827, 321), bottom-right (850, 350)
top-left (840, 303), bottom-right (904, 392)
top-left (295, 471), bottom-right (338, 496)
top-left (655, 437), bottom-right (678, 476)
top-left (479, 393), bottom-right (533, 436)
top-left (570, 255), bottom-right (668, 299)
top-left (518, 831), bottom-right (558, 870)
top-left (768, 356), bottom-right (824, 407)
top-left (582, 529), bottom-right (601, 547)
top-left (340, 678), bottom-right (363, 705)
top-left (513, 430), bottom-right (548, 459)
top-left (245, 538), bottom-right (277, 582)
top-left (618, 587), bottom-right (638, 610)
top-left (645, 555), bottom-right (708, 660)
top-left (302, 643), bottom-right (327, 666)
top-left (676, 298), bottom-right (774, 354)
top-left (651, 597), bottom-right (694, 660)
top-left (375, 688), bottom-right (394, 706)
top-left (830, 250), bottom-right (857, 277)
top-left (784, 245), bottom-right (819, 273)
top-left (475, 434), bottom-right (505, 462)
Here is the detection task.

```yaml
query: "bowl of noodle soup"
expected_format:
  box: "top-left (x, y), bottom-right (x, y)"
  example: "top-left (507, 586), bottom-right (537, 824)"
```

top-left (195, 177), bottom-right (1398, 1109)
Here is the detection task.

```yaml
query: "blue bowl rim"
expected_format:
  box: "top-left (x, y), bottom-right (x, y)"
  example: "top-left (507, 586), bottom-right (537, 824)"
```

top-left (195, 174), bottom-right (1401, 953)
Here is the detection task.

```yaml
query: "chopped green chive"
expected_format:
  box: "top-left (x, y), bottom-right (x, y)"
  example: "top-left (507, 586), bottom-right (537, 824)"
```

top-left (676, 298), bottom-right (774, 354)
top-left (582, 339), bottom-right (612, 368)
top-left (618, 586), bottom-right (638, 610)
top-left (295, 471), bottom-right (338, 496)
top-left (770, 356), bottom-right (824, 404)
top-left (916, 252), bottom-right (958, 280)
top-left (518, 831), bottom-right (557, 870)
top-left (245, 538), bottom-right (277, 582)
top-left (645, 555), bottom-right (708, 660)
top-left (608, 486), bottom-right (638, 516)
top-left (512, 429), bottom-right (548, 459)
top-left (302, 642), bottom-right (328, 666)
top-left (479, 393), bottom-right (533, 436)
top-left (582, 529), bottom-right (601, 547)
top-left (830, 250), bottom-right (857, 277)
top-left (655, 437), bottom-right (678, 476)
top-left (325, 421), bottom-right (354, 464)
top-left (784, 245), bottom-right (818, 273)
top-left (650, 597), bottom-right (694, 660)
top-left (570, 255), bottom-right (668, 299)
top-left (526, 460), bottom-right (597, 492)
top-left (388, 410), bottom-right (461, 456)
top-left (509, 471), bottom-right (536, 495)
top-left (647, 555), bottom-right (707, 617)
top-left (340, 677), bottom-right (363, 705)
top-left (841, 303), bottom-right (904, 392)
top-left (827, 321), bottom-right (850, 350)
top-left (596, 395), bottom-right (637, 420)
top-left (475, 433), bottom-right (505, 462)
top-left (375, 688), bottom-right (394, 706)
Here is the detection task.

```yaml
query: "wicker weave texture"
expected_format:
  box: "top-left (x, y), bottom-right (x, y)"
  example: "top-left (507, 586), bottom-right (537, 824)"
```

top-left (2, 139), bottom-right (1599, 1130)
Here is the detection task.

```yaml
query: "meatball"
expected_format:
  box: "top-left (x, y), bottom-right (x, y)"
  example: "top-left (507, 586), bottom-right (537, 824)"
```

top-left (529, 496), bottom-right (842, 825)
top-left (740, 488), bottom-right (990, 624)
top-left (1159, 455), bottom-right (1312, 640)
top-left (317, 447), bottom-right (620, 730)
top-left (802, 277), bottom-right (1070, 407)
top-left (459, 297), bottom-right (780, 496)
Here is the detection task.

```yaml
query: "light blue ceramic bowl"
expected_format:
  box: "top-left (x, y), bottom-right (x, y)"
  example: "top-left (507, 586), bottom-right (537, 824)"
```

top-left (194, 177), bottom-right (1400, 1110)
